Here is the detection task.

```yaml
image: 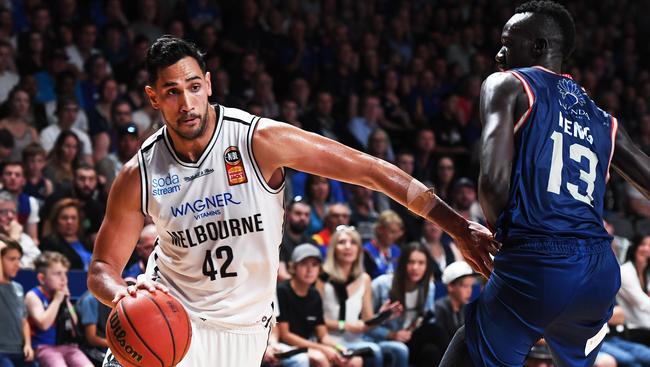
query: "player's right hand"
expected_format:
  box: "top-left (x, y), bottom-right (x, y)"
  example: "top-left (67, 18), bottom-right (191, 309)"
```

top-left (111, 274), bottom-right (169, 305)
top-left (454, 221), bottom-right (501, 279)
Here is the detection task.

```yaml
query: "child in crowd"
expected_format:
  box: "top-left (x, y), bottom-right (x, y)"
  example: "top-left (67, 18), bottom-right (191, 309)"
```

top-left (22, 143), bottom-right (53, 204)
top-left (277, 243), bottom-right (362, 367)
top-left (25, 251), bottom-right (93, 367)
top-left (0, 236), bottom-right (35, 367)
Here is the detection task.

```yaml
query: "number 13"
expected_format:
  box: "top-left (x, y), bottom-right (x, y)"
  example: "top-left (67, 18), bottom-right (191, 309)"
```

top-left (547, 131), bottom-right (598, 206)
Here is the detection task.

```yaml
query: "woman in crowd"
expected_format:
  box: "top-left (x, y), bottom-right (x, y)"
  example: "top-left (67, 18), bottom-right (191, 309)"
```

top-left (44, 131), bottom-right (83, 192)
top-left (363, 210), bottom-right (404, 279)
top-left (87, 77), bottom-right (120, 136)
top-left (40, 198), bottom-right (91, 271)
top-left (434, 156), bottom-right (456, 202)
top-left (305, 175), bottom-right (331, 235)
top-left (0, 87), bottom-right (40, 161)
top-left (369, 242), bottom-right (438, 367)
top-left (420, 221), bottom-right (460, 281)
top-left (317, 226), bottom-right (405, 367)
top-left (617, 235), bottom-right (650, 346)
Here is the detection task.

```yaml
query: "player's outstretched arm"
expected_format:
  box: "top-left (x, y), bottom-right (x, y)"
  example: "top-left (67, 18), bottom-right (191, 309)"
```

top-left (612, 125), bottom-right (650, 200)
top-left (87, 157), bottom-right (147, 307)
top-left (477, 72), bottom-right (527, 229)
top-left (253, 119), bottom-right (499, 277)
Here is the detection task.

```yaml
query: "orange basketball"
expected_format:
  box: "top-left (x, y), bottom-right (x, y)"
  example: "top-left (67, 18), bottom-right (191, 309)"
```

top-left (106, 290), bottom-right (192, 367)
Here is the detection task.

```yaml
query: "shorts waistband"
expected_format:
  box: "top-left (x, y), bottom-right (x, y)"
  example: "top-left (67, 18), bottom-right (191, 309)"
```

top-left (501, 238), bottom-right (612, 255)
top-left (190, 316), bottom-right (270, 334)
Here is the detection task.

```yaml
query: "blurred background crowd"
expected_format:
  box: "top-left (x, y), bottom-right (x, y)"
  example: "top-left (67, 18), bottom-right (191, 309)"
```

top-left (0, 0), bottom-right (649, 367)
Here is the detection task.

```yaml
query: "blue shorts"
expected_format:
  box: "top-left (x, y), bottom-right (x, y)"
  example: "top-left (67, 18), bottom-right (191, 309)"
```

top-left (464, 239), bottom-right (620, 367)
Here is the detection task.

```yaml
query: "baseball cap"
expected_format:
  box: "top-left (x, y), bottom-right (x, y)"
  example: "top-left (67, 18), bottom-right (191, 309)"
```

top-left (442, 261), bottom-right (476, 284)
top-left (118, 123), bottom-right (139, 137)
top-left (291, 243), bottom-right (322, 263)
top-left (452, 177), bottom-right (475, 191)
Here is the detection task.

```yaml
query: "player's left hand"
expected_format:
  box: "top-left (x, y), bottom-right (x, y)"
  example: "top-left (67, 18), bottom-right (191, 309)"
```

top-left (454, 221), bottom-right (501, 278)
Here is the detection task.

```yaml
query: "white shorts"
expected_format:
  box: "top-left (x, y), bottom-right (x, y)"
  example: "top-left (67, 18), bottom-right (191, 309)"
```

top-left (103, 319), bottom-right (270, 367)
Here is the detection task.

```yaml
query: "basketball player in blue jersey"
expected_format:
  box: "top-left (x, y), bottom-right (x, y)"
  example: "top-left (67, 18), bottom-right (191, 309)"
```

top-left (439, 2), bottom-right (650, 367)
top-left (87, 36), bottom-right (497, 366)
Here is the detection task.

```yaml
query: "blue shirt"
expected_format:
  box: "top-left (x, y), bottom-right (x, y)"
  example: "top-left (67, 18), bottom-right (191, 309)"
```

top-left (363, 241), bottom-right (400, 279)
top-left (496, 67), bottom-right (616, 243)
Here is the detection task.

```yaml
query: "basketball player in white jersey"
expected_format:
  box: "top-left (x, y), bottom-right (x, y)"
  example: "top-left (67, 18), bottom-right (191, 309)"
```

top-left (88, 36), bottom-right (498, 367)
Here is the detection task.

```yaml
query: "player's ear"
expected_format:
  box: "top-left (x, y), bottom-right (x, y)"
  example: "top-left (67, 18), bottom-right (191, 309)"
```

top-left (145, 86), bottom-right (160, 110)
top-left (205, 71), bottom-right (212, 97)
top-left (532, 38), bottom-right (548, 58)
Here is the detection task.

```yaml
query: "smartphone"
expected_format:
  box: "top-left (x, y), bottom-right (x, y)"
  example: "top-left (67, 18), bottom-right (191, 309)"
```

top-left (275, 347), bottom-right (308, 359)
top-left (364, 309), bottom-right (392, 327)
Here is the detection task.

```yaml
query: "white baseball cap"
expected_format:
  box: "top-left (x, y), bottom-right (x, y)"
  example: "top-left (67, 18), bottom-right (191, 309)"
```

top-left (442, 261), bottom-right (476, 284)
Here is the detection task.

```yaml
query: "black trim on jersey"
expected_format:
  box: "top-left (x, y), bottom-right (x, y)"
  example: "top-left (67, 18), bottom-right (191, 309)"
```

top-left (246, 116), bottom-right (286, 194)
top-left (141, 134), bottom-right (163, 153)
top-left (258, 307), bottom-right (274, 367)
top-left (139, 153), bottom-right (150, 217)
top-left (223, 116), bottom-right (251, 126)
top-left (162, 104), bottom-right (223, 168)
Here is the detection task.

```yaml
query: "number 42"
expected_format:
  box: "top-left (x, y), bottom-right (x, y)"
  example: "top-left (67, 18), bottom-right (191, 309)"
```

top-left (202, 246), bottom-right (238, 280)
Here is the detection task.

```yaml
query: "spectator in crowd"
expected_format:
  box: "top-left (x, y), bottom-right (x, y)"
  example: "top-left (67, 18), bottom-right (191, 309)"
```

top-left (40, 97), bottom-right (92, 161)
top-left (1, 162), bottom-right (40, 242)
top-left (279, 197), bottom-right (313, 281)
top-left (22, 143), bottom-right (53, 203)
top-left (17, 30), bottom-right (46, 76)
top-left (277, 243), bottom-right (362, 367)
top-left (348, 186), bottom-right (381, 244)
top-left (41, 163), bottom-right (106, 239)
top-left (304, 175), bottom-right (331, 235)
top-left (412, 128), bottom-right (437, 183)
top-left (599, 305), bottom-right (650, 367)
top-left (0, 191), bottom-right (39, 269)
top-left (292, 172), bottom-right (347, 217)
top-left (65, 23), bottom-right (100, 75)
top-left (363, 210), bottom-right (404, 279)
top-left (75, 284), bottom-right (114, 367)
top-left (434, 156), bottom-right (456, 202)
top-left (617, 235), bottom-right (650, 346)
top-left (86, 77), bottom-right (119, 136)
top-left (0, 236), bottom-right (36, 367)
top-left (303, 91), bottom-right (348, 144)
top-left (262, 324), bottom-right (310, 367)
top-left (252, 72), bottom-right (279, 118)
top-left (312, 203), bottom-right (351, 254)
top-left (122, 224), bottom-right (156, 278)
top-left (318, 226), bottom-right (401, 367)
top-left (25, 251), bottom-right (93, 367)
top-left (43, 130), bottom-right (85, 192)
top-left (44, 71), bottom-right (89, 131)
top-left (277, 99), bottom-right (302, 129)
top-left (366, 128), bottom-right (394, 162)
top-left (348, 95), bottom-right (392, 155)
top-left (391, 151), bottom-right (423, 242)
top-left (0, 128), bottom-right (15, 165)
top-left (450, 177), bottom-right (484, 223)
top-left (40, 199), bottom-right (91, 271)
top-left (421, 221), bottom-right (460, 281)
top-left (431, 261), bottom-right (477, 362)
top-left (605, 219), bottom-right (632, 265)
top-left (115, 123), bottom-right (140, 164)
top-left (626, 181), bottom-right (650, 219)
top-left (0, 40), bottom-right (19, 103)
top-left (0, 87), bottom-right (39, 162)
top-left (369, 242), bottom-right (436, 367)
top-left (433, 93), bottom-right (470, 161)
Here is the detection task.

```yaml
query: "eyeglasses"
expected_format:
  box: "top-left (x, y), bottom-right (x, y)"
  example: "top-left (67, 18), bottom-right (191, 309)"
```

top-left (0, 208), bottom-right (16, 216)
top-left (335, 224), bottom-right (355, 232)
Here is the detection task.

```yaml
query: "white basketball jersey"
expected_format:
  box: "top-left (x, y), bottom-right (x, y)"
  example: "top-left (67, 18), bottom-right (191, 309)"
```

top-left (138, 105), bottom-right (285, 329)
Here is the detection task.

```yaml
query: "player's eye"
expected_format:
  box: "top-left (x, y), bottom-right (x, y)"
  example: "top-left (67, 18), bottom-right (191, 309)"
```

top-left (191, 84), bottom-right (201, 92)
top-left (167, 89), bottom-right (179, 96)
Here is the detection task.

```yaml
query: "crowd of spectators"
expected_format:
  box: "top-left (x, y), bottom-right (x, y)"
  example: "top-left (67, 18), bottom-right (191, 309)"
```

top-left (0, 0), bottom-right (648, 366)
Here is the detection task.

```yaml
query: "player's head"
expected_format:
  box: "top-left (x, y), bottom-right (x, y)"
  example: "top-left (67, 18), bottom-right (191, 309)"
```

top-left (496, 1), bottom-right (575, 70)
top-left (144, 36), bottom-right (212, 141)
top-left (0, 235), bottom-right (22, 280)
top-left (34, 251), bottom-right (70, 292)
top-left (289, 243), bottom-right (322, 285)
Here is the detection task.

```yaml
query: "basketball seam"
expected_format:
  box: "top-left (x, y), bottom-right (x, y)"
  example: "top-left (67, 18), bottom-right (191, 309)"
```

top-left (121, 300), bottom-right (166, 367)
top-left (143, 293), bottom-right (177, 365)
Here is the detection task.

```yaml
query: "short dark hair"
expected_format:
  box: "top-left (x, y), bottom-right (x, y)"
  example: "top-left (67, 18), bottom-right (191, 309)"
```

top-left (146, 36), bottom-right (206, 84)
top-left (22, 142), bottom-right (46, 161)
top-left (515, 1), bottom-right (576, 59)
top-left (0, 234), bottom-right (22, 257)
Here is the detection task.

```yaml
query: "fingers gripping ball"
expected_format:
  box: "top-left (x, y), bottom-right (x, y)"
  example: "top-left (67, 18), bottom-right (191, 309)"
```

top-left (106, 290), bottom-right (192, 367)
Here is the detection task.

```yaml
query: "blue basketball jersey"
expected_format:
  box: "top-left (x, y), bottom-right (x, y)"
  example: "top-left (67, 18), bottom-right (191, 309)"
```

top-left (495, 66), bottom-right (618, 243)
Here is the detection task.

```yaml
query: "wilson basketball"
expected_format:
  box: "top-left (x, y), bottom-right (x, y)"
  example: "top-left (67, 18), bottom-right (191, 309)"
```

top-left (106, 290), bottom-right (192, 367)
